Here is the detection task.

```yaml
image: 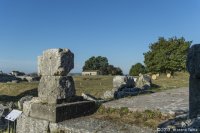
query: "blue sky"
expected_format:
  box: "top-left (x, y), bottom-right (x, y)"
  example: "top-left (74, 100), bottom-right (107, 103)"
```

top-left (0, 0), bottom-right (200, 74)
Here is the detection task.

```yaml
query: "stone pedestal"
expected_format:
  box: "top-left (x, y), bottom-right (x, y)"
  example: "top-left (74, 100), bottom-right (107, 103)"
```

top-left (17, 48), bottom-right (96, 132)
top-left (187, 44), bottom-right (200, 118)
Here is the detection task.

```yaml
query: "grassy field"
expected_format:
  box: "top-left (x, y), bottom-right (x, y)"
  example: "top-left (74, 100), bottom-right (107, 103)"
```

top-left (0, 73), bottom-right (189, 130)
top-left (0, 72), bottom-right (189, 102)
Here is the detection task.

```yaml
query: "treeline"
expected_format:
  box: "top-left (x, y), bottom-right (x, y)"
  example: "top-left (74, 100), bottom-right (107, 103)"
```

top-left (83, 37), bottom-right (192, 76)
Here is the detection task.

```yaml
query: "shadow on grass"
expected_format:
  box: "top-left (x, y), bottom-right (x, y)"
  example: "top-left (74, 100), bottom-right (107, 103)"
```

top-left (150, 84), bottom-right (162, 92)
top-left (0, 88), bottom-right (38, 103)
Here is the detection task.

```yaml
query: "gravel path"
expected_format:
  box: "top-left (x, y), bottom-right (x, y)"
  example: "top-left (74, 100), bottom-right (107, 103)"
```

top-left (103, 87), bottom-right (189, 115)
top-left (50, 116), bottom-right (156, 133)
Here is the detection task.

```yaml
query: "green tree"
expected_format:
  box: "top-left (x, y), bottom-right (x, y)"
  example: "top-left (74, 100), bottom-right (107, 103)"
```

top-left (83, 56), bottom-right (123, 75)
top-left (129, 63), bottom-right (146, 76)
top-left (143, 37), bottom-right (192, 74)
top-left (83, 56), bottom-right (109, 71)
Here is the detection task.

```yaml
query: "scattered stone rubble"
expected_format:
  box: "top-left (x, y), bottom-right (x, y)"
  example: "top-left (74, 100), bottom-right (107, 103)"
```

top-left (103, 74), bottom-right (152, 99)
top-left (0, 70), bottom-right (40, 83)
top-left (0, 104), bottom-right (10, 131)
top-left (16, 48), bottom-right (96, 133)
top-left (0, 72), bottom-right (21, 83)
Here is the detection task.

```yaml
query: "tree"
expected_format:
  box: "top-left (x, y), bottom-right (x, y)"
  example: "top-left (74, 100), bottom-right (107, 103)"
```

top-left (129, 63), bottom-right (146, 76)
top-left (106, 65), bottom-right (123, 75)
top-left (83, 56), bottom-right (109, 71)
top-left (83, 56), bottom-right (123, 75)
top-left (143, 37), bottom-right (192, 74)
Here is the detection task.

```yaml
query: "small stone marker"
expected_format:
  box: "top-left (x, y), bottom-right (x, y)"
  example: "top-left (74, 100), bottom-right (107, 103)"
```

top-left (167, 73), bottom-right (171, 78)
top-left (187, 44), bottom-right (200, 118)
top-left (152, 74), bottom-right (157, 80)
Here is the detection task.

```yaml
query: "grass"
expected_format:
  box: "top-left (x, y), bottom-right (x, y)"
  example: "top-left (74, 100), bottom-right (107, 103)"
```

top-left (0, 82), bottom-right (38, 96)
top-left (151, 72), bottom-right (189, 92)
top-left (0, 72), bottom-right (189, 102)
top-left (0, 82), bottom-right (38, 104)
top-left (0, 72), bottom-right (189, 130)
top-left (74, 75), bottom-right (113, 98)
top-left (93, 106), bottom-right (173, 129)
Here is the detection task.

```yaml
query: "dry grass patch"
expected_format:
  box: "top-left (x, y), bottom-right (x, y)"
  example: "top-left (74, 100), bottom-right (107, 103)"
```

top-left (93, 106), bottom-right (173, 129)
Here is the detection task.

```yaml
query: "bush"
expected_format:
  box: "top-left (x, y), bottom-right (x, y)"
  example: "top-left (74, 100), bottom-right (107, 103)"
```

top-left (129, 63), bottom-right (146, 76)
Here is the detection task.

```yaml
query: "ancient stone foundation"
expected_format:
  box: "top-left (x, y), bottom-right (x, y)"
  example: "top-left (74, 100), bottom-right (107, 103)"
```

top-left (17, 49), bottom-right (96, 132)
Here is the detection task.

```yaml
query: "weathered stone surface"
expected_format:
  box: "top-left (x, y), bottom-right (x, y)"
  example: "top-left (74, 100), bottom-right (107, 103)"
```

top-left (17, 114), bottom-right (155, 133)
top-left (28, 101), bottom-right (96, 123)
top-left (102, 89), bottom-right (116, 99)
top-left (187, 44), bottom-right (200, 78)
top-left (38, 76), bottom-right (76, 104)
top-left (18, 96), bottom-right (33, 110)
top-left (17, 114), bottom-right (49, 133)
top-left (188, 76), bottom-right (200, 119)
top-left (167, 73), bottom-right (171, 78)
top-left (38, 48), bottom-right (74, 76)
top-left (158, 114), bottom-right (200, 132)
top-left (0, 104), bottom-right (9, 118)
top-left (49, 116), bottom-right (156, 133)
top-left (187, 44), bottom-right (200, 119)
top-left (136, 74), bottom-right (151, 90)
top-left (113, 76), bottom-right (135, 91)
top-left (104, 88), bottom-right (189, 115)
top-left (152, 74), bottom-right (157, 80)
top-left (23, 97), bottom-right (44, 116)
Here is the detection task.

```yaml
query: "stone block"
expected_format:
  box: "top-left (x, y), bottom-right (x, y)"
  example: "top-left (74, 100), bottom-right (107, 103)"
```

top-left (113, 76), bottom-right (135, 91)
top-left (38, 76), bottom-right (76, 104)
top-left (136, 74), bottom-right (151, 89)
top-left (187, 44), bottom-right (200, 78)
top-left (23, 97), bottom-right (45, 116)
top-left (29, 101), bottom-right (96, 123)
top-left (187, 44), bottom-right (200, 118)
top-left (38, 48), bottom-right (74, 76)
top-left (17, 114), bottom-right (49, 133)
top-left (189, 77), bottom-right (200, 118)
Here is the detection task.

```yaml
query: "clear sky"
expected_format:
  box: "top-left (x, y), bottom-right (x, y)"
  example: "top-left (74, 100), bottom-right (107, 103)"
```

top-left (0, 0), bottom-right (200, 74)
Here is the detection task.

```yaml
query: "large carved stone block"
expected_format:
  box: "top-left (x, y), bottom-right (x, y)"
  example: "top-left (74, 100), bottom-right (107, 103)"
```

top-left (38, 49), bottom-right (74, 76)
top-left (187, 44), bottom-right (200, 118)
top-left (38, 76), bottom-right (76, 104)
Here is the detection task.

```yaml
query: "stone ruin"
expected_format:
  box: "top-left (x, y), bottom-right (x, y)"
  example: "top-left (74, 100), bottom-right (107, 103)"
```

top-left (17, 49), bottom-right (96, 133)
top-left (103, 74), bottom-right (152, 99)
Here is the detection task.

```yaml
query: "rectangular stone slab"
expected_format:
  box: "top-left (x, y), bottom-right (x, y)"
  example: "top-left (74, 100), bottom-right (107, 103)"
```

top-left (29, 101), bottom-right (96, 123)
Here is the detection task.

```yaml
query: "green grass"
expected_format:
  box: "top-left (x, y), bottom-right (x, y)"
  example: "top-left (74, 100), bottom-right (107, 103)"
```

top-left (74, 75), bottom-right (113, 98)
top-left (93, 106), bottom-right (173, 129)
top-left (0, 82), bottom-right (38, 96)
